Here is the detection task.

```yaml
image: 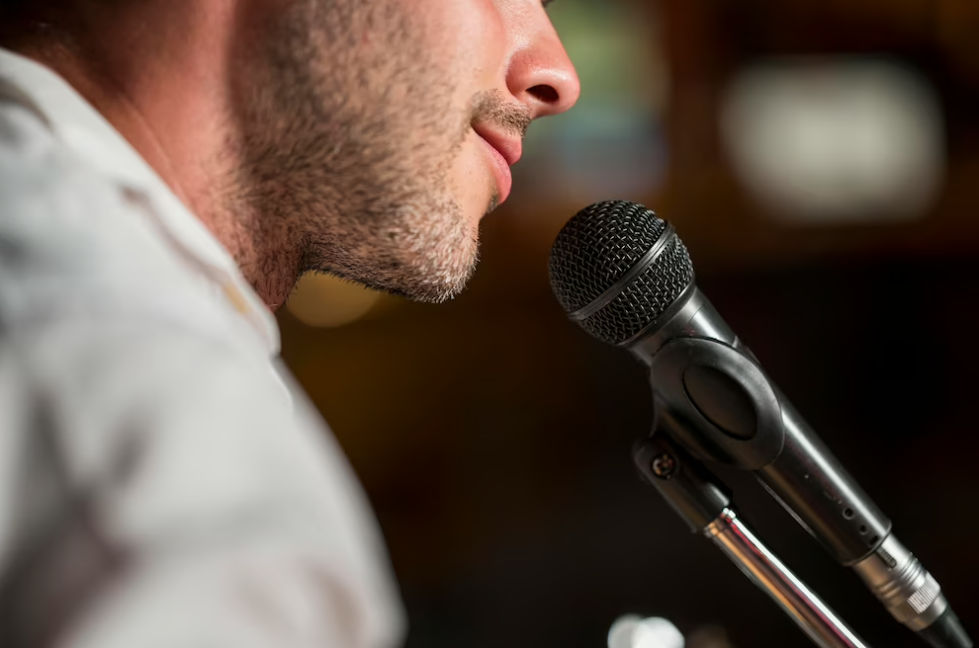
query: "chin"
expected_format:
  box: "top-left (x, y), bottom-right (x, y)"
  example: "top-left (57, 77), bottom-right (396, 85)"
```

top-left (467, 185), bottom-right (501, 227)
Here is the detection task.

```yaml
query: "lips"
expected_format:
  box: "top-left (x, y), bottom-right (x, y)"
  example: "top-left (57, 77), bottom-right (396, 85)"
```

top-left (474, 126), bottom-right (523, 205)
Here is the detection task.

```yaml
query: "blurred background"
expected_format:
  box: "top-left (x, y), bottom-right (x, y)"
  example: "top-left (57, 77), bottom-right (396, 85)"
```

top-left (281, 1), bottom-right (979, 647)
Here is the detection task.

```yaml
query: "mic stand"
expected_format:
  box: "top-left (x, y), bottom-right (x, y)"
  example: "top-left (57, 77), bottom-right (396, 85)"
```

top-left (634, 433), bottom-right (872, 648)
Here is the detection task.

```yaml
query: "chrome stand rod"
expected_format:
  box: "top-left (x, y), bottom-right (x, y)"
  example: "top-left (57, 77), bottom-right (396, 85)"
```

top-left (706, 508), bottom-right (870, 648)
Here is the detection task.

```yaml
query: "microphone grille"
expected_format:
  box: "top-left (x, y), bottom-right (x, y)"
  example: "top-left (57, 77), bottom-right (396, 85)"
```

top-left (548, 200), bottom-right (694, 345)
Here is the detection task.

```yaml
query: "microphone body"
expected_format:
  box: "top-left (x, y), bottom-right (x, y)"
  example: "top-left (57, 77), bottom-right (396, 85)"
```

top-left (548, 201), bottom-right (971, 648)
top-left (630, 285), bottom-right (951, 635)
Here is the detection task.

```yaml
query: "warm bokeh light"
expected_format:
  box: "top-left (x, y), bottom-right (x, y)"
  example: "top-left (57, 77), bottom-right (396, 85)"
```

top-left (721, 58), bottom-right (945, 225)
top-left (609, 615), bottom-right (685, 648)
top-left (286, 272), bottom-right (383, 328)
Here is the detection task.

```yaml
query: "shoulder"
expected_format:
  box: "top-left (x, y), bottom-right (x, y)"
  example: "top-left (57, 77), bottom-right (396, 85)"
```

top-left (0, 99), bottom-right (214, 329)
top-left (0, 96), bottom-right (152, 245)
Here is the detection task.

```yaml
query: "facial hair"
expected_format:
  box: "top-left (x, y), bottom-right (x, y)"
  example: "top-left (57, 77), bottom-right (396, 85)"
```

top-left (225, 0), bottom-right (526, 304)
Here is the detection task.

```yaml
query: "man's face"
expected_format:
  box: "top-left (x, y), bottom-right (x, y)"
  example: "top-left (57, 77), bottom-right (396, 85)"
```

top-left (230, 0), bottom-right (579, 303)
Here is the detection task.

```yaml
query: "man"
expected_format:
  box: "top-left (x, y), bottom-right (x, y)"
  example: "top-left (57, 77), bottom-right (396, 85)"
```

top-left (0, 1), bottom-right (579, 647)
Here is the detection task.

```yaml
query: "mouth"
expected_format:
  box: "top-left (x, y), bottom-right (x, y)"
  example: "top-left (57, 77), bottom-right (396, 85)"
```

top-left (473, 125), bottom-right (523, 205)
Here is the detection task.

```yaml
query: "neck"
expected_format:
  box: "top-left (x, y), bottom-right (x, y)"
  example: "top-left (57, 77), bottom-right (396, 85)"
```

top-left (1, 0), bottom-right (298, 309)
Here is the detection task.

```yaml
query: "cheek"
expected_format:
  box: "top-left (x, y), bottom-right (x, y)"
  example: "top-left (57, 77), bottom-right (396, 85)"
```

top-left (417, 0), bottom-right (508, 85)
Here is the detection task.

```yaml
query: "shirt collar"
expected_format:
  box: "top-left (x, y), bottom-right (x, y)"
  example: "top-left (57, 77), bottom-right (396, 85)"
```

top-left (0, 47), bottom-right (281, 356)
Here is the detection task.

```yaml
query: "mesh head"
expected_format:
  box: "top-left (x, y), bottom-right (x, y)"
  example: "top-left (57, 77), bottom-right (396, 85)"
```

top-left (548, 200), bottom-right (695, 345)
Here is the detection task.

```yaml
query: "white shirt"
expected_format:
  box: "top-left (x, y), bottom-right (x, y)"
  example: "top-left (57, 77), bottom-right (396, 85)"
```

top-left (0, 48), bottom-right (405, 648)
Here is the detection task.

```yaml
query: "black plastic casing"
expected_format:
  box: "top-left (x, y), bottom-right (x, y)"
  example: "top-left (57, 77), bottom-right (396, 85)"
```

top-left (633, 433), bottom-right (731, 533)
top-left (630, 285), bottom-right (891, 566)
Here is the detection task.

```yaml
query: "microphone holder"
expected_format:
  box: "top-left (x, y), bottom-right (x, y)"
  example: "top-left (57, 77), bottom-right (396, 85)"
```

top-left (634, 433), bottom-right (872, 648)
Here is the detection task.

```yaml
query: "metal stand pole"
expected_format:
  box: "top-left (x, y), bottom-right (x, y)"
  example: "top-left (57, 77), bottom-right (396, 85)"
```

top-left (706, 508), bottom-right (869, 648)
top-left (634, 434), bottom-right (872, 648)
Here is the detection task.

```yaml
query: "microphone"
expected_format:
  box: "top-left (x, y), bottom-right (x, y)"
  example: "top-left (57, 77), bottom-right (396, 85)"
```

top-left (548, 200), bottom-right (971, 648)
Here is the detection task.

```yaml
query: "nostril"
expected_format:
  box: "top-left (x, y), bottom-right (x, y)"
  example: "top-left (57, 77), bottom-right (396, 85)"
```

top-left (528, 84), bottom-right (560, 104)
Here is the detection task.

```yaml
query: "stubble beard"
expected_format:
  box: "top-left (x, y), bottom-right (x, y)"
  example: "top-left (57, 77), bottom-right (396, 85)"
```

top-left (226, 0), bottom-right (484, 305)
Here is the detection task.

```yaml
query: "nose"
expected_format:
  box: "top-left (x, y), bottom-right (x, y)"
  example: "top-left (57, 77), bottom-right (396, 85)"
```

top-left (506, 11), bottom-right (581, 120)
